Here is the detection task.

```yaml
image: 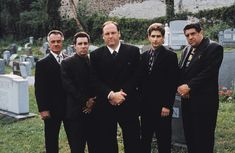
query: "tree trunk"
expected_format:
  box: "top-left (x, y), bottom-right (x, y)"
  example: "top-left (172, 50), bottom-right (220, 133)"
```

top-left (69, 0), bottom-right (84, 31)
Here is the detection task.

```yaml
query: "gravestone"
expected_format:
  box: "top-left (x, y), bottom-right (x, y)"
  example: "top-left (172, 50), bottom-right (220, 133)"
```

top-left (3, 50), bottom-right (11, 64)
top-left (20, 55), bottom-right (27, 62)
top-left (42, 42), bottom-right (50, 55)
top-left (169, 20), bottom-right (188, 50)
top-left (172, 95), bottom-right (186, 146)
top-left (9, 43), bottom-right (18, 54)
top-left (65, 45), bottom-right (75, 56)
top-left (29, 36), bottom-right (34, 44)
top-left (25, 56), bottom-right (35, 68)
top-left (218, 28), bottom-right (235, 47)
top-left (12, 61), bottom-right (21, 76)
top-left (24, 43), bottom-right (32, 55)
top-left (0, 59), bottom-right (5, 74)
top-left (19, 62), bottom-right (32, 78)
top-left (219, 50), bottom-right (235, 89)
top-left (0, 74), bottom-right (29, 114)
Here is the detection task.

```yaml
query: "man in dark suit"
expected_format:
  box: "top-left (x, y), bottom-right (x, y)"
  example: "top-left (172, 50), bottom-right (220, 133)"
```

top-left (61, 32), bottom-right (96, 153)
top-left (177, 22), bottom-right (223, 153)
top-left (90, 21), bottom-right (141, 153)
top-left (138, 23), bottom-right (178, 153)
top-left (35, 30), bottom-right (76, 153)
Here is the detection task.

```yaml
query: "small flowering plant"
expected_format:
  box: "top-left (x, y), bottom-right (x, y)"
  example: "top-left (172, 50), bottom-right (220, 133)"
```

top-left (218, 86), bottom-right (234, 102)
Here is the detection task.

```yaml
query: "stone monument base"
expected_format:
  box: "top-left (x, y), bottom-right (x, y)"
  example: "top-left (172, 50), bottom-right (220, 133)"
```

top-left (0, 109), bottom-right (36, 120)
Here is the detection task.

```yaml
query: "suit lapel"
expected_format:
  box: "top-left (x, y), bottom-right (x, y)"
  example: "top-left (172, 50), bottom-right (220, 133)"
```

top-left (151, 46), bottom-right (166, 71)
top-left (48, 53), bottom-right (61, 68)
top-left (179, 46), bottom-right (191, 69)
top-left (184, 38), bottom-right (209, 72)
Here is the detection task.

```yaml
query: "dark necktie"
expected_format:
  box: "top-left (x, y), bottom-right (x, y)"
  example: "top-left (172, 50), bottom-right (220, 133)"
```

top-left (112, 50), bottom-right (118, 58)
top-left (148, 50), bottom-right (155, 73)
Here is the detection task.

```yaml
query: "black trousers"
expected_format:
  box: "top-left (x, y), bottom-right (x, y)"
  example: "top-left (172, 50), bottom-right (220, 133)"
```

top-left (182, 104), bottom-right (218, 153)
top-left (81, 113), bottom-right (97, 153)
top-left (141, 113), bottom-right (172, 153)
top-left (44, 117), bottom-right (83, 153)
top-left (95, 110), bottom-right (141, 153)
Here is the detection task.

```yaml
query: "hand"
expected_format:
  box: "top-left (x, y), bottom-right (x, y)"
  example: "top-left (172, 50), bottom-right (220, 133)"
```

top-left (40, 111), bottom-right (51, 120)
top-left (83, 97), bottom-right (96, 114)
top-left (177, 84), bottom-right (190, 97)
top-left (109, 90), bottom-right (127, 106)
top-left (161, 107), bottom-right (170, 117)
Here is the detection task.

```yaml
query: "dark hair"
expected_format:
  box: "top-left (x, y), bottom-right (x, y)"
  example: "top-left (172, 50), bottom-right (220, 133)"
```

top-left (47, 30), bottom-right (64, 41)
top-left (73, 32), bottom-right (90, 44)
top-left (183, 22), bottom-right (202, 33)
top-left (147, 23), bottom-right (165, 36)
top-left (102, 21), bottom-right (120, 33)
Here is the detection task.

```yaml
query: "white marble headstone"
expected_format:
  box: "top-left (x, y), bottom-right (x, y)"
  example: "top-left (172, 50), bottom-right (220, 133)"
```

top-left (0, 74), bottom-right (29, 114)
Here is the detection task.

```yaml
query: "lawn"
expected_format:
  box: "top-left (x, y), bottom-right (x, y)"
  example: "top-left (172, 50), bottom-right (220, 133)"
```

top-left (0, 86), bottom-right (234, 153)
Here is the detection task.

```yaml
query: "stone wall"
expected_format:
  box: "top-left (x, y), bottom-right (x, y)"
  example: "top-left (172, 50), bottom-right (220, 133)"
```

top-left (89, 0), bottom-right (145, 14)
top-left (60, 0), bottom-right (145, 19)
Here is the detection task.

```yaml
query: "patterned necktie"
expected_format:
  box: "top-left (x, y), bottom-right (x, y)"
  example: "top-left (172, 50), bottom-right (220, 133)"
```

top-left (185, 47), bottom-right (195, 67)
top-left (148, 50), bottom-right (155, 73)
top-left (57, 55), bottom-right (61, 64)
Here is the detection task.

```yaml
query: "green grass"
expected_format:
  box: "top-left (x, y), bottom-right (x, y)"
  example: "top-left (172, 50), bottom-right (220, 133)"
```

top-left (0, 86), bottom-right (234, 153)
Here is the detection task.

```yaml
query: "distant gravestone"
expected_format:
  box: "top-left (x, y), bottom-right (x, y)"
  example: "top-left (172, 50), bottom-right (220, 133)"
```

top-left (0, 59), bottom-right (5, 74)
top-left (29, 36), bottom-right (34, 44)
top-left (169, 20), bottom-right (188, 50)
top-left (3, 50), bottom-right (11, 64)
top-left (20, 55), bottom-right (27, 62)
top-left (25, 56), bottom-right (35, 68)
top-left (218, 28), bottom-right (235, 47)
top-left (0, 74), bottom-right (29, 114)
top-left (24, 43), bottom-right (32, 55)
top-left (42, 42), bottom-right (50, 55)
top-left (12, 61), bottom-right (21, 76)
top-left (9, 43), bottom-right (18, 54)
top-left (19, 62), bottom-right (32, 78)
top-left (219, 51), bottom-right (235, 89)
top-left (66, 45), bottom-right (75, 56)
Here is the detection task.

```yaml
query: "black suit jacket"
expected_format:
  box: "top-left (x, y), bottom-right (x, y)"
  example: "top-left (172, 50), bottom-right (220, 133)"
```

top-left (138, 46), bottom-right (178, 115)
top-left (35, 53), bottom-right (67, 119)
top-left (179, 38), bottom-right (224, 112)
top-left (90, 43), bottom-right (140, 117)
top-left (61, 54), bottom-right (93, 119)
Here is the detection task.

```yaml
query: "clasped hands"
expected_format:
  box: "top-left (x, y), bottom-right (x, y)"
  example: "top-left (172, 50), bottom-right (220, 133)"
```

top-left (177, 84), bottom-right (190, 98)
top-left (109, 90), bottom-right (127, 106)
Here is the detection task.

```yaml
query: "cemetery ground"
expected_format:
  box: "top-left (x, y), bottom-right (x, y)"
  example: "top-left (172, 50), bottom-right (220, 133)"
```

top-left (0, 88), bottom-right (234, 153)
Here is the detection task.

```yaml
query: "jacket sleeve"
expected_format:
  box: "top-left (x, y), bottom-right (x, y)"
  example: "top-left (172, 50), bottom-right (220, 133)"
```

top-left (34, 61), bottom-right (50, 112)
top-left (163, 53), bottom-right (179, 109)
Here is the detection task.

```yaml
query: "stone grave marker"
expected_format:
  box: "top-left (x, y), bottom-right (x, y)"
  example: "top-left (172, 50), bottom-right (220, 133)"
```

top-left (19, 62), bottom-right (32, 78)
top-left (169, 20), bottom-right (188, 50)
top-left (3, 50), bottom-right (11, 64)
top-left (218, 28), bottom-right (235, 47)
top-left (0, 59), bottom-right (5, 74)
top-left (219, 50), bottom-right (235, 89)
top-left (0, 74), bottom-right (29, 114)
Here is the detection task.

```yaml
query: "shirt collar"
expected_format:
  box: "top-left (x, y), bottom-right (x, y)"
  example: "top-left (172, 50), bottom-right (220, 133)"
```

top-left (107, 41), bottom-right (121, 54)
top-left (50, 50), bottom-right (63, 59)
